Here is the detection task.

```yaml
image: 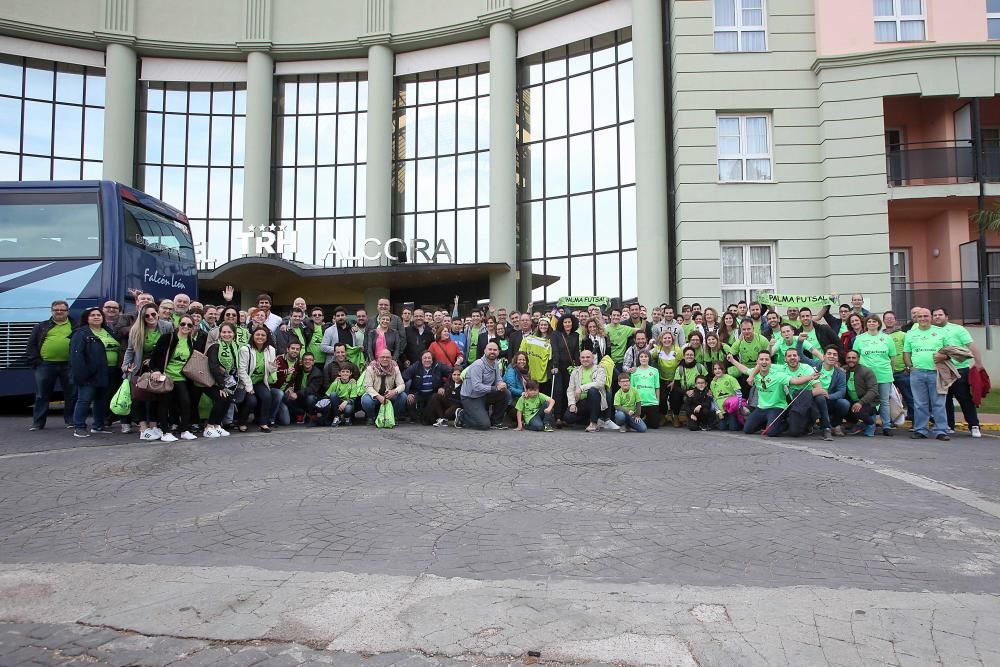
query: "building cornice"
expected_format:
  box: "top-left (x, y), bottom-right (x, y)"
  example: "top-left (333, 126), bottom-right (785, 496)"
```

top-left (813, 42), bottom-right (1000, 73)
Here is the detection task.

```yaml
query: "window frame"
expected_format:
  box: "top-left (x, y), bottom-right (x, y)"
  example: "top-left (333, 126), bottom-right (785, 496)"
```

top-left (720, 243), bottom-right (776, 305)
top-left (873, 0), bottom-right (927, 43)
top-left (990, 0), bottom-right (1000, 40)
top-left (716, 113), bottom-right (774, 183)
top-left (713, 0), bottom-right (769, 53)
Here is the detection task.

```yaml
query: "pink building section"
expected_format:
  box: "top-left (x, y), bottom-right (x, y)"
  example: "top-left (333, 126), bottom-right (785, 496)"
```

top-left (816, 0), bottom-right (992, 56)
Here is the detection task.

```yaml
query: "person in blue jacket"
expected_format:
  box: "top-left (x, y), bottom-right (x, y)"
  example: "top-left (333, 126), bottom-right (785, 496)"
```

top-left (802, 345), bottom-right (848, 439)
top-left (69, 307), bottom-right (117, 438)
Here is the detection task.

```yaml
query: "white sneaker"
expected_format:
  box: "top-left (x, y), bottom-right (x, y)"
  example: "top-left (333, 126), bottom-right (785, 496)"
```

top-left (971, 426), bottom-right (982, 438)
top-left (433, 418), bottom-right (446, 427)
top-left (180, 431), bottom-right (197, 440)
top-left (120, 423), bottom-right (131, 434)
top-left (600, 419), bottom-right (620, 431)
top-left (139, 429), bottom-right (160, 441)
top-left (204, 427), bottom-right (220, 438)
top-left (160, 432), bottom-right (178, 443)
top-left (150, 427), bottom-right (163, 439)
top-left (217, 426), bottom-right (230, 437)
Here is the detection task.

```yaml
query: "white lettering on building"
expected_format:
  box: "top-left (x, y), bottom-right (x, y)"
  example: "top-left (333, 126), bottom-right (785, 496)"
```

top-left (234, 224), bottom-right (455, 264)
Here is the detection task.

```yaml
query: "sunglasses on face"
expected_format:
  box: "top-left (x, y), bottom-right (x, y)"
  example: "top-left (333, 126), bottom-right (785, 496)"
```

top-left (144, 313), bottom-right (157, 318)
top-left (179, 322), bottom-right (194, 328)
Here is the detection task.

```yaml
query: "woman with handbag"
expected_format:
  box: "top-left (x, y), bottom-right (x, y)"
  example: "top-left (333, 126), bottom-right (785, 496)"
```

top-left (551, 313), bottom-right (580, 425)
top-left (148, 315), bottom-right (198, 442)
top-left (204, 322), bottom-right (240, 438)
top-left (122, 304), bottom-right (173, 441)
top-left (237, 325), bottom-right (281, 432)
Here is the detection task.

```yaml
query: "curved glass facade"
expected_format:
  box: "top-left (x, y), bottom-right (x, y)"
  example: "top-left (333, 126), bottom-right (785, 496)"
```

top-left (516, 29), bottom-right (637, 305)
top-left (392, 64), bottom-right (490, 264)
top-left (272, 72), bottom-right (368, 266)
top-left (136, 81), bottom-right (246, 270)
top-left (0, 55), bottom-right (104, 181)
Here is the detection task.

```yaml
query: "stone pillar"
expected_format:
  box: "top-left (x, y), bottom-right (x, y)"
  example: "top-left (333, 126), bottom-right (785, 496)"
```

top-left (102, 43), bottom-right (137, 185)
top-left (243, 50), bottom-right (273, 239)
top-left (631, 0), bottom-right (670, 307)
top-left (487, 21), bottom-right (517, 310)
top-left (363, 42), bottom-right (394, 313)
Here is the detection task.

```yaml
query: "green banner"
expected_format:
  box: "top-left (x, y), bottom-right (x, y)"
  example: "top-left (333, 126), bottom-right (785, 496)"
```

top-left (557, 295), bottom-right (611, 308)
top-left (758, 293), bottom-right (838, 311)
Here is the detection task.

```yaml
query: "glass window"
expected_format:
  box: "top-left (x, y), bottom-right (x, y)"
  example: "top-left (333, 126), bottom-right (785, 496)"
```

top-left (0, 56), bottom-right (104, 181)
top-left (717, 113), bottom-right (773, 182)
top-left (392, 63), bottom-right (489, 265)
top-left (874, 0), bottom-right (926, 42)
top-left (123, 200), bottom-right (195, 262)
top-left (137, 81), bottom-right (246, 270)
top-left (720, 244), bottom-right (775, 304)
top-left (0, 192), bottom-right (100, 259)
top-left (989, 0), bottom-right (1000, 39)
top-left (714, 0), bottom-right (767, 52)
top-left (517, 28), bottom-right (637, 305)
top-left (272, 73), bottom-right (368, 266)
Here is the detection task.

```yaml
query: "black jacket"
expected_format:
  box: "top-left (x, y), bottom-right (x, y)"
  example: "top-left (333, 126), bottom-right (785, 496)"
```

top-left (551, 329), bottom-right (580, 371)
top-left (207, 341), bottom-right (240, 387)
top-left (148, 332), bottom-right (205, 374)
top-left (324, 359), bottom-right (361, 385)
top-left (364, 327), bottom-right (402, 362)
top-left (403, 324), bottom-right (435, 366)
top-left (275, 322), bottom-right (315, 355)
top-left (801, 322), bottom-right (843, 359)
top-left (403, 361), bottom-right (452, 394)
top-left (25, 318), bottom-right (72, 367)
top-left (69, 326), bottom-right (111, 387)
top-left (288, 364), bottom-right (324, 396)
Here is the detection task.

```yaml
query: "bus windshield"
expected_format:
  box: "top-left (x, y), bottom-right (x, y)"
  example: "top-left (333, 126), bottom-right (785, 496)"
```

top-left (122, 200), bottom-right (195, 263)
top-left (0, 192), bottom-right (101, 260)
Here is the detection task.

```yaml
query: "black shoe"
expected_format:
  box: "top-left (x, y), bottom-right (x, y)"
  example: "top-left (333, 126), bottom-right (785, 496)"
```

top-left (911, 432), bottom-right (927, 439)
top-left (29, 423), bottom-right (43, 431)
top-left (882, 428), bottom-right (893, 436)
top-left (936, 433), bottom-right (951, 441)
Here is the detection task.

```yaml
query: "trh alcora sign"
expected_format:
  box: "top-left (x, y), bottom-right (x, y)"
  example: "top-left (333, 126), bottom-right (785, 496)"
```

top-left (235, 225), bottom-right (454, 263)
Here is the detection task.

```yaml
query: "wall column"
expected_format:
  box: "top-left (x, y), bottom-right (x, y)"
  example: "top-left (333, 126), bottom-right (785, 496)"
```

top-left (363, 42), bottom-right (394, 311)
top-left (487, 21), bottom-right (517, 310)
top-left (102, 43), bottom-right (137, 185)
top-left (243, 50), bottom-right (273, 240)
top-left (631, 0), bottom-right (670, 307)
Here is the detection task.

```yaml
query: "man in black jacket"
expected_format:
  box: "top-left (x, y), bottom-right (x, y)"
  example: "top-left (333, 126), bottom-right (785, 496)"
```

top-left (797, 307), bottom-right (842, 362)
top-left (403, 350), bottom-right (452, 424)
top-left (284, 352), bottom-right (324, 423)
top-left (275, 307), bottom-right (314, 355)
top-left (403, 308), bottom-right (435, 368)
top-left (26, 300), bottom-right (76, 430)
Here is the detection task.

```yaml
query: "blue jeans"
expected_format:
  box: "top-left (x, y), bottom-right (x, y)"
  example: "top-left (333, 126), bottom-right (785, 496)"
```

top-left (909, 369), bottom-right (947, 437)
top-left (813, 395), bottom-right (850, 429)
top-left (73, 382), bottom-right (109, 430)
top-left (893, 370), bottom-right (914, 419)
top-left (876, 382), bottom-right (893, 429)
top-left (33, 361), bottom-right (75, 427)
top-left (361, 392), bottom-right (409, 423)
top-left (614, 410), bottom-right (647, 432)
top-left (526, 410), bottom-right (555, 431)
top-left (744, 407), bottom-right (785, 436)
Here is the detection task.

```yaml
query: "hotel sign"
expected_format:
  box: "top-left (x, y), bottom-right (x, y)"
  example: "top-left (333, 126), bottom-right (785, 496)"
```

top-left (236, 225), bottom-right (455, 263)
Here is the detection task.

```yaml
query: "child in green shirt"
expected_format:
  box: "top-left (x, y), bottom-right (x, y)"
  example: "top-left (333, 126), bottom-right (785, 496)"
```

top-left (516, 379), bottom-right (555, 432)
top-left (319, 365), bottom-right (359, 426)
top-left (613, 373), bottom-right (647, 433)
top-left (710, 361), bottom-right (742, 431)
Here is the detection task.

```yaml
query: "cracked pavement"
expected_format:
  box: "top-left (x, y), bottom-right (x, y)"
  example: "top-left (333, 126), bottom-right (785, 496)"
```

top-left (1, 417), bottom-right (999, 665)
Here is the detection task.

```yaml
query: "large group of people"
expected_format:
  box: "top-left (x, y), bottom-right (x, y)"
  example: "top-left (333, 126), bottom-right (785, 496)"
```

top-left (26, 289), bottom-right (986, 442)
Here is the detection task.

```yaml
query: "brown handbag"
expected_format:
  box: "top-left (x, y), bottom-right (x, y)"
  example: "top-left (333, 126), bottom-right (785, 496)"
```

top-left (136, 372), bottom-right (174, 394)
top-left (182, 349), bottom-right (215, 387)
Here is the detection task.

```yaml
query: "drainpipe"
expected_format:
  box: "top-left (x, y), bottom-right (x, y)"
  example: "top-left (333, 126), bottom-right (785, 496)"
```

top-left (661, 0), bottom-right (677, 305)
top-left (973, 98), bottom-right (991, 349)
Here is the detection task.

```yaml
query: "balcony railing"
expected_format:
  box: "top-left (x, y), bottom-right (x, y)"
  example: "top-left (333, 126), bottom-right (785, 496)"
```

top-left (890, 279), bottom-right (1000, 325)
top-left (887, 141), bottom-right (1000, 186)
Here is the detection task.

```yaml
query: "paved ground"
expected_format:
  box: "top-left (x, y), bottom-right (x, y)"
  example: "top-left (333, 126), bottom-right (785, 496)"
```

top-left (1, 417), bottom-right (999, 665)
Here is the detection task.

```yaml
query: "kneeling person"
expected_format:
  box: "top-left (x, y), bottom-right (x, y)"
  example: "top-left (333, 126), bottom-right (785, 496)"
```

top-left (515, 379), bottom-right (555, 431)
top-left (613, 373), bottom-right (646, 432)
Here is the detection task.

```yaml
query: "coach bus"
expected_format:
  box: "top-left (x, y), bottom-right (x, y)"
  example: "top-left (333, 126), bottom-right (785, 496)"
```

top-left (0, 180), bottom-right (197, 397)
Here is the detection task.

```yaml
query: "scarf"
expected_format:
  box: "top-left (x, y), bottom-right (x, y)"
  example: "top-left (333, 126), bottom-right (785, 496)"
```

top-left (217, 341), bottom-right (237, 371)
top-left (368, 359), bottom-right (398, 378)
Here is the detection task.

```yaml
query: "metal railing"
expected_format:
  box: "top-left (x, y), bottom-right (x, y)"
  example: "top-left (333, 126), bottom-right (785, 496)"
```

top-left (887, 141), bottom-right (1000, 185)
top-left (891, 278), bottom-right (1000, 324)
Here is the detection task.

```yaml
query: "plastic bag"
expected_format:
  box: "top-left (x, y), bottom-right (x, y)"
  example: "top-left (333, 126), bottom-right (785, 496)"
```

top-left (375, 400), bottom-right (396, 429)
top-left (110, 379), bottom-right (132, 416)
top-left (889, 383), bottom-right (907, 425)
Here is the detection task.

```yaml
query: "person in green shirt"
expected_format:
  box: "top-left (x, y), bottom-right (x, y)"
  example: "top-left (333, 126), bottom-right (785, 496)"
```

top-left (854, 314), bottom-right (898, 436)
top-left (669, 347), bottom-right (707, 422)
top-left (148, 316), bottom-right (200, 442)
top-left (710, 361), bottom-right (741, 431)
top-left (882, 310), bottom-right (913, 422)
top-left (725, 320), bottom-right (770, 390)
top-left (29, 300), bottom-right (76, 430)
top-left (729, 350), bottom-right (790, 437)
top-left (932, 307), bottom-right (982, 436)
top-left (631, 350), bottom-right (662, 429)
top-left (318, 365), bottom-right (360, 426)
top-left (606, 308), bottom-right (639, 367)
top-left (903, 308), bottom-right (950, 440)
top-left (769, 324), bottom-right (804, 368)
top-left (613, 373), bottom-right (646, 432)
top-left (515, 379), bottom-right (555, 431)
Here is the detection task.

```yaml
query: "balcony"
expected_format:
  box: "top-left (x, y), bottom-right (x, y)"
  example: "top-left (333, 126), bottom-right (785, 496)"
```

top-left (887, 141), bottom-right (1000, 187)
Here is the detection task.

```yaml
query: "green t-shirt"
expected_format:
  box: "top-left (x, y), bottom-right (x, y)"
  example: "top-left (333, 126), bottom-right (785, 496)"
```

top-left (710, 374), bottom-right (740, 403)
top-left (847, 374), bottom-right (858, 402)
top-left (784, 363), bottom-right (817, 397)
top-left (581, 366), bottom-right (594, 386)
top-left (888, 330), bottom-right (906, 372)
top-left (307, 325), bottom-right (326, 364)
top-left (614, 387), bottom-right (641, 414)
top-left (941, 323), bottom-right (974, 370)
top-left (607, 323), bottom-right (639, 364)
top-left (515, 392), bottom-right (550, 424)
top-left (40, 320), bottom-right (72, 362)
top-left (771, 337), bottom-right (797, 367)
top-left (673, 363), bottom-right (706, 390)
top-left (520, 335), bottom-right (553, 383)
top-left (631, 366), bottom-right (659, 406)
top-left (799, 328), bottom-right (821, 357)
top-left (143, 328), bottom-right (162, 355)
top-left (467, 326), bottom-right (481, 360)
top-left (697, 348), bottom-right (726, 367)
top-left (250, 349), bottom-right (266, 384)
top-left (682, 321), bottom-right (697, 337)
top-left (904, 326), bottom-right (946, 371)
top-left (325, 378), bottom-right (360, 399)
top-left (753, 368), bottom-right (789, 410)
top-left (818, 364), bottom-right (836, 390)
top-left (854, 332), bottom-right (896, 383)
top-left (94, 328), bottom-right (121, 367)
top-left (165, 337), bottom-right (190, 381)
top-left (725, 334), bottom-right (770, 377)
top-left (654, 345), bottom-right (681, 381)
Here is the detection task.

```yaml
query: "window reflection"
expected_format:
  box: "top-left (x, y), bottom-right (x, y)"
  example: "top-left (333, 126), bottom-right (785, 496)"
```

top-left (271, 72), bottom-right (368, 267)
top-left (0, 55), bottom-right (104, 182)
top-left (516, 28), bottom-right (637, 305)
top-left (137, 80), bottom-right (246, 270)
top-left (392, 63), bottom-right (490, 264)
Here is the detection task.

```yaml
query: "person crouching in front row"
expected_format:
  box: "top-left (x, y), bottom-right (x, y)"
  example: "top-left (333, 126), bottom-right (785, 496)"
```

top-left (515, 379), bottom-right (555, 432)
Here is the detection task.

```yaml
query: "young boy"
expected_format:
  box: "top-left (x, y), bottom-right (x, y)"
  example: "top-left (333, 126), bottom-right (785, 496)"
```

top-left (318, 365), bottom-right (359, 426)
top-left (515, 379), bottom-right (555, 432)
top-left (683, 375), bottom-right (718, 431)
top-left (613, 372), bottom-right (646, 433)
